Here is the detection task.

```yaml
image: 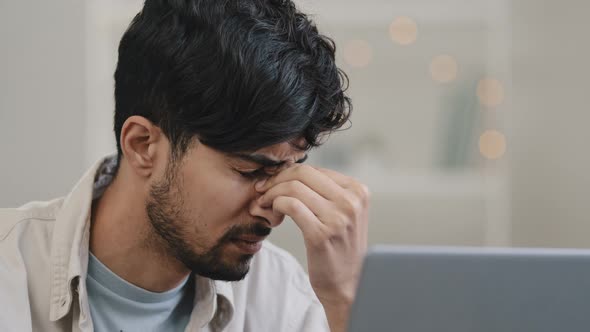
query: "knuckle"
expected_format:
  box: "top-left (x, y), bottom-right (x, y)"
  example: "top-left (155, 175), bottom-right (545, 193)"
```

top-left (285, 197), bottom-right (302, 213)
top-left (340, 217), bottom-right (354, 233)
top-left (344, 183), bottom-right (371, 212)
top-left (309, 240), bottom-right (330, 252)
top-left (295, 164), bottom-right (313, 176)
top-left (343, 175), bottom-right (356, 187)
top-left (357, 183), bottom-right (371, 205)
top-left (307, 235), bottom-right (326, 250)
top-left (307, 228), bottom-right (331, 249)
top-left (342, 195), bottom-right (360, 217)
top-left (359, 183), bottom-right (370, 198)
top-left (287, 180), bottom-right (304, 195)
top-left (323, 227), bottom-right (340, 241)
top-left (332, 213), bottom-right (353, 235)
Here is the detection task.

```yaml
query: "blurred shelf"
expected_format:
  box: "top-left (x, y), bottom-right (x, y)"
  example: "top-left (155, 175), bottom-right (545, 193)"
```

top-left (354, 169), bottom-right (503, 197)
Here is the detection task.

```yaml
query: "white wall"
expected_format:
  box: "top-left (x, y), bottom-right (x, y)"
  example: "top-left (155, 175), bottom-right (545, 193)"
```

top-left (510, 0), bottom-right (590, 248)
top-left (0, 0), bottom-right (86, 207)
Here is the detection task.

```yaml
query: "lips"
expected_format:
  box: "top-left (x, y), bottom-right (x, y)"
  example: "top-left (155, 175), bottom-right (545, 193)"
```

top-left (234, 235), bottom-right (266, 243)
top-left (230, 236), bottom-right (266, 254)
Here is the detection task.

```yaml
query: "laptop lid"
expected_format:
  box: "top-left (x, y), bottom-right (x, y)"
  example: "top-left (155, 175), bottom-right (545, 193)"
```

top-left (348, 245), bottom-right (590, 332)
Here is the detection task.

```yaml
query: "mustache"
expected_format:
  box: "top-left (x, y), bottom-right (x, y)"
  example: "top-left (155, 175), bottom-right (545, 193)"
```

top-left (224, 221), bottom-right (272, 240)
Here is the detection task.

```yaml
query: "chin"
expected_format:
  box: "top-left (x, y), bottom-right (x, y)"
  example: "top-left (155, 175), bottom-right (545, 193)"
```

top-left (199, 263), bottom-right (251, 281)
top-left (189, 253), bottom-right (254, 282)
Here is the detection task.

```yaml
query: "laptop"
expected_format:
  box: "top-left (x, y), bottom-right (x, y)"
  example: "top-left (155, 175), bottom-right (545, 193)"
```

top-left (347, 245), bottom-right (590, 332)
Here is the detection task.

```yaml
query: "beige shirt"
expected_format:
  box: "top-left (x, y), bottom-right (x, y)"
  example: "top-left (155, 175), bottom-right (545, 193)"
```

top-left (0, 155), bottom-right (329, 332)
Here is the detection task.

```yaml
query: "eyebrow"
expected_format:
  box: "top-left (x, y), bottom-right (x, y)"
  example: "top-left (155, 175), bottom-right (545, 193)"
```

top-left (230, 153), bottom-right (308, 168)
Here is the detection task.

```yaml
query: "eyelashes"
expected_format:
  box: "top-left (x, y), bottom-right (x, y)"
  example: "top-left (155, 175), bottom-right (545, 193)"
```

top-left (237, 169), bottom-right (273, 180)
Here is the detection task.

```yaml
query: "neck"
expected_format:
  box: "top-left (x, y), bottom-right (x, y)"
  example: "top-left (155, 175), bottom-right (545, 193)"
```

top-left (89, 166), bottom-right (190, 292)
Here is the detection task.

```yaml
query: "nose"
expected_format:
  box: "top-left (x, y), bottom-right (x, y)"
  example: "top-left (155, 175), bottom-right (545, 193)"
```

top-left (249, 194), bottom-right (285, 228)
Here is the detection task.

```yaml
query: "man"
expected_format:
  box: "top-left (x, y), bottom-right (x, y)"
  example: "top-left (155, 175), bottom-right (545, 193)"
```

top-left (0, 0), bottom-right (369, 331)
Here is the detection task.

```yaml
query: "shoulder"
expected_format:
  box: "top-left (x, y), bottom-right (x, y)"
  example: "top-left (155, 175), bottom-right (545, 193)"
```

top-left (0, 197), bottom-right (63, 241)
top-left (0, 198), bottom-right (64, 328)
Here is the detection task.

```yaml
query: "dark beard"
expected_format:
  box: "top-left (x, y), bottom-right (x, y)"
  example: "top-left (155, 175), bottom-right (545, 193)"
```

top-left (145, 162), bottom-right (271, 281)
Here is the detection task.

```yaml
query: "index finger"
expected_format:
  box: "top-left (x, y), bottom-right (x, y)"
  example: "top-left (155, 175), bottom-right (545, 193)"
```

top-left (256, 164), bottom-right (345, 202)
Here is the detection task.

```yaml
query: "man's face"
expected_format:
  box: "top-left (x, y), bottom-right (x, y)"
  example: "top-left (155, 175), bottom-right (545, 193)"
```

top-left (145, 140), bottom-right (307, 281)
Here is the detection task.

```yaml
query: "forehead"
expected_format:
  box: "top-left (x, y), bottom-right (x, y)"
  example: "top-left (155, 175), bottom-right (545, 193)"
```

top-left (254, 140), bottom-right (306, 161)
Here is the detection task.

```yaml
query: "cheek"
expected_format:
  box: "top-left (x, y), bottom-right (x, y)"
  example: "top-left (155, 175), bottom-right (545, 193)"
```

top-left (181, 172), bottom-right (255, 233)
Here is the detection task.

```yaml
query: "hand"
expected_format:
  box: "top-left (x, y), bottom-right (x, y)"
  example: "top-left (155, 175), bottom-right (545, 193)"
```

top-left (256, 164), bottom-right (370, 332)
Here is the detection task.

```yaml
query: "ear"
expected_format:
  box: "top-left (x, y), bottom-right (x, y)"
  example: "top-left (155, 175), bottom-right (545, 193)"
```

top-left (119, 116), bottom-right (164, 178)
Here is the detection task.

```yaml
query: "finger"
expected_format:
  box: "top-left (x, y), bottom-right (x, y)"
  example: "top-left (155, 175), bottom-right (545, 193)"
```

top-left (256, 164), bottom-right (345, 202)
top-left (271, 196), bottom-right (327, 245)
top-left (315, 167), bottom-right (371, 201)
top-left (358, 209), bottom-right (369, 252)
top-left (315, 168), bottom-right (370, 248)
top-left (312, 165), bottom-right (369, 206)
top-left (313, 166), bottom-right (354, 188)
top-left (258, 180), bottom-right (335, 221)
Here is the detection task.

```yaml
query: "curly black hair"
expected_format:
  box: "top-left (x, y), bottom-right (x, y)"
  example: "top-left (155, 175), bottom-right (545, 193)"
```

top-left (114, 0), bottom-right (351, 160)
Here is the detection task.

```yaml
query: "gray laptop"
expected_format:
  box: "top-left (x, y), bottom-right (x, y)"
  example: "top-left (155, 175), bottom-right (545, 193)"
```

top-left (348, 245), bottom-right (590, 332)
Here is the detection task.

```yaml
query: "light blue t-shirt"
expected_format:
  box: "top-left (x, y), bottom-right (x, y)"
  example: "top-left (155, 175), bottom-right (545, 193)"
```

top-left (86, 252), bottom-right (194, 332)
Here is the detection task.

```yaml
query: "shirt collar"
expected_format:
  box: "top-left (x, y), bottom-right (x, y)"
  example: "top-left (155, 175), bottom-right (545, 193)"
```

top-left (48, 154), bottom-right (235, 329)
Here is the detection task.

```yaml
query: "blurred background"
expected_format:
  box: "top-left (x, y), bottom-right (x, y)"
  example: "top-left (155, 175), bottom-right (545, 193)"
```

top-left (1, 0), bottom-right (589, 268)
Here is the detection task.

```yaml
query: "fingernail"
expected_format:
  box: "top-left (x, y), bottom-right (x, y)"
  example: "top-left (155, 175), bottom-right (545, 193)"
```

top-left (258, 195), bottom-right (272, 209)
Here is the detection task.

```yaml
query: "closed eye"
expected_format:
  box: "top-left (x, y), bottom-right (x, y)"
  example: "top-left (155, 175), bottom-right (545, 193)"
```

top-left (235, 154), bottom-right (307, 180)
top-left (237, 169), bottom-right (273, 180)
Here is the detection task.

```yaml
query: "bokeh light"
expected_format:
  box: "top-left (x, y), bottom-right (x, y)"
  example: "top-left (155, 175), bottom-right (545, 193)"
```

top-left (430, 54), bottom-right (458, 83)
top-left (479, 130), bottom-right (506, 160)
top-left (477, 78), bottom-right (505, 108)
top-left (389, 17), bottom-right (418, 45)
